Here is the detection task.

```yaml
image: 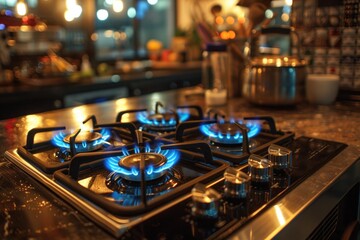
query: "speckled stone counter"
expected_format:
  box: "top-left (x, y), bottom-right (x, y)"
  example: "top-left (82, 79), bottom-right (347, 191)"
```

top-left (183, 87), bottom-right (360, 147)
top-left (0, 87), bottom-right (359, 239)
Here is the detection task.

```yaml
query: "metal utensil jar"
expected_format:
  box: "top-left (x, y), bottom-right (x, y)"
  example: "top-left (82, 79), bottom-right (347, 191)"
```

top-left (242, 27), bottom-right (307, 106)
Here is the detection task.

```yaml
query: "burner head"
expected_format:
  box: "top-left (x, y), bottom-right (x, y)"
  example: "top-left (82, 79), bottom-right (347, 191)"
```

top-left (200, 120), bottom-right (261, 145)
top-left (136, 110), bottom-right (190, 132)
top-left (211, 122), bottom-right (239, 135)
top-left (209, 122), bottom-right (244, 145)
top-left (63, 131), bottom-right (103, 152)
top-left (146, 112), bottom-right (178, 131)
top-left (64, 131), bottom-right (102, 144)
top-left (119, 152), bottom-right (167, 181)
top-left (104, 143), bottom-right (181, 182)
top-left (52, 128), bottom-right (111, 154)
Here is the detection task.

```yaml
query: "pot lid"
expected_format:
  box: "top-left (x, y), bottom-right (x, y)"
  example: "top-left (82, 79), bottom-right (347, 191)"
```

top-left (251, 56), bottom-right (306, 67)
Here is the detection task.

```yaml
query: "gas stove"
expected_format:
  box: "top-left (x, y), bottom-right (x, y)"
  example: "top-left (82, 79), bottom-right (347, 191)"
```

top-left (4, 104), bottom-right (348, 239)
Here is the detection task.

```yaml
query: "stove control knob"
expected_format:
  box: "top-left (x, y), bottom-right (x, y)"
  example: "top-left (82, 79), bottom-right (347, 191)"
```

top-left (248, 154), bottom-right (273, 184)
top-left (223, 167), bottom-right (250, 200)
top-left (268, 144), bottom-right (292, 170)
top-left (191, 183), bottom-right (221, 220)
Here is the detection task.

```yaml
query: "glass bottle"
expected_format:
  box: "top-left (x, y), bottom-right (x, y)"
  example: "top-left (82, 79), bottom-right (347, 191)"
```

top-left (202, 42), bottom-right (229, 106)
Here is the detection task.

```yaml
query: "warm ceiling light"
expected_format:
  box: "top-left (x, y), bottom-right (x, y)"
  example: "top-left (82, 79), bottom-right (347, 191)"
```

top-left (64, 10), bottom-right (75, 22)
top-left (97, 9), bottom-right (109, 21)
top-left (104, 30), bottom-right (114, 37)
top-left (285, 0), bottom-right (293, 6)
top-left (220, 31), bottom-right (229, 40)
top-left (73, 4), bottom-right (82, 18)
top-left (64, 0), bottom-right (82, 21)
top-left (215, 16), bottom-right (224, 25)
top-left (265, 9), bottom-right (274, 18)
top-left (281, 13), bottom-right (289, 22)
top-left (66, 0), bottom-right (78, 8)
top-left (127, 7), bottom-right (136, 18)
top-left (113, 0), bottom-right (124, 13)
top-left (228, 30), bottom-right (236, 39)
top-left (91, 33), bottom-right (99, 41)
top-left (238, 16), bottom-right (245, 24)
top-left (15, 0), bottom-right (28, 16)
top-left (226, 16), bottom-right (235, 25)
top-left (147, 0), bottom-right (158, 5)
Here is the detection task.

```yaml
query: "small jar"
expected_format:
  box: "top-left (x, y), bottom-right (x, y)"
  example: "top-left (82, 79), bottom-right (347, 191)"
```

top-left (202, 42), bottom-right (229, 106)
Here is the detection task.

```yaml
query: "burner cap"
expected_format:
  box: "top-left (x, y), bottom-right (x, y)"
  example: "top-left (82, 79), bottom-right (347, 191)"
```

top-left (210, 122), bottom-right (239, 135)
top-left (209, 122), bottom-right (244, 145)
top-left (148, 112), bottom-right (175, 122)
top-left (64, 131), bottom-right (102, 143)
top-left (146, 112), bottom-right (177, 132)
top-left (118, 153), bottom-right (167, 181)
top-left (63, 131), bottom-right (103, 152)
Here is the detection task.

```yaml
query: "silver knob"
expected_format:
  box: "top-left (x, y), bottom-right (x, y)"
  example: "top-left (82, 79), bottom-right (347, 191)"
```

top-left (248, 154), bottom-right (273, 184)
top-left (191, 183), bottom-right (221, 219)
top-left (268, 144), bottom-right (292, 170)
top-left (224, 167), bottom-right (250, 200)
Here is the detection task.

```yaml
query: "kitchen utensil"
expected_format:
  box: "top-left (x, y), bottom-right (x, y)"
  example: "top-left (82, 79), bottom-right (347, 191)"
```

top-left (228, 39), bottom-right (251, 98)
top-left (196, 22), bottom-right (215, 47)
top-left (247, 2), bottom-right (267, 36)
top-left (242, 27), bottom-right (307, 106)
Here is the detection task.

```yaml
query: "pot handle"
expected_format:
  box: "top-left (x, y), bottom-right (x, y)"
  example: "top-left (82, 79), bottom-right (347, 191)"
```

top-left (259, 26), bottom-right (302, 59)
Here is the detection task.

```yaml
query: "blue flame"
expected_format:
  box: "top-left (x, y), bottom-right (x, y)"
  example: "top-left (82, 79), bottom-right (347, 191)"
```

top-left (104, 142), bottom-right (180, 177)
top-left (136, 109), bottom-right (190, 127)
top-left (111, 191), bottom-right (142, 206)
top-left (200, 119), bottom-right (261, 144)
top-left (51, 128), bottom-right (111, 150)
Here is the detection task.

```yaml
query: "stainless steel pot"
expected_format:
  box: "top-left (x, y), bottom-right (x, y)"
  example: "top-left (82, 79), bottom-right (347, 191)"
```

top-left (242, 27), bottom-right (307, 106)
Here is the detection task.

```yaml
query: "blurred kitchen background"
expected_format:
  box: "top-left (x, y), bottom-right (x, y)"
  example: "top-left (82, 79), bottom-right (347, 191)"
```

top-left (0, 0), bottom-right (294, 79)
top-left (0, 0), bottom-right (359, 118)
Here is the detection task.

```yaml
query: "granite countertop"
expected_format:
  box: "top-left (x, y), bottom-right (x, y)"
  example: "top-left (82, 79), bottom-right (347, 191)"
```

top-left (184, 87), bottom-right (360, 147)
top-left (0, 87), bottom-right (359, 239)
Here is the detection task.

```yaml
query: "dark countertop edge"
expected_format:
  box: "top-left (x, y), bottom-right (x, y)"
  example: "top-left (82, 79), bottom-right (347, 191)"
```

top-left (0, 68), bottom-right (201, 104)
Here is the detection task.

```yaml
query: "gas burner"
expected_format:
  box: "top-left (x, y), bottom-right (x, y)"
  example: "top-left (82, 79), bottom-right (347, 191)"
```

top-left (119, 152), bottom-right (167, 181)
top-left (136, 102), bottom-right (191, 132)
top-left (106, 168), bottom-right (183, 197)
top-left (138, 111), bottom-right (180, 132)
top-left (200, 120), bottom-right (260, 145)
top-left (64, 131), bottom-right (103, 150)
top-left (105, 143), bottom-right (180, 182)
top-left (52, 128), bottom-right (111, 154)
top-left (116, 103), bottom-right (204, 134)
